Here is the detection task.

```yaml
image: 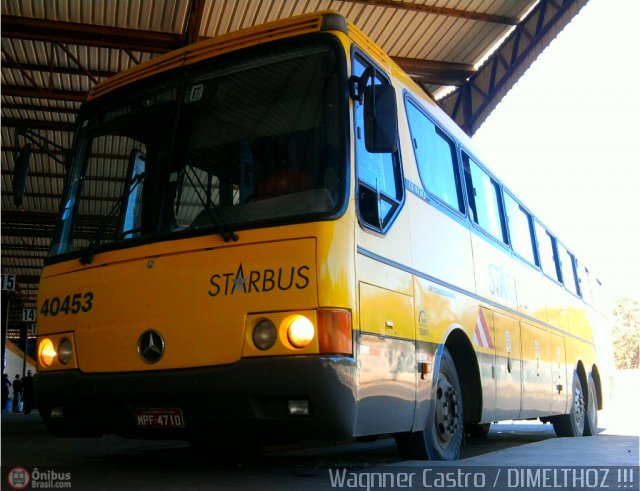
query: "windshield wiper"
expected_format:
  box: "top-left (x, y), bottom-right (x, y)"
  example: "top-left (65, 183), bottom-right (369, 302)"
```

top-left (79, 172), bottom-right (145, 265)
top-left (182, 166), bottom-right (239, 242)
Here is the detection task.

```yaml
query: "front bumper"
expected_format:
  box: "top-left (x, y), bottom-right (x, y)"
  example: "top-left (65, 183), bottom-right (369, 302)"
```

top-left (35, 356), bottom-right (357, 442)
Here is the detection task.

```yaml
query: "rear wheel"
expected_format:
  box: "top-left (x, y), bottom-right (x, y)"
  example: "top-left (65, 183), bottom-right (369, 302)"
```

top-left (395, 347), bottom-right (464, 460)
top-left (583, 375), bottom-right (598, 436)
top-left (552, 370), bottom-right (585, 437)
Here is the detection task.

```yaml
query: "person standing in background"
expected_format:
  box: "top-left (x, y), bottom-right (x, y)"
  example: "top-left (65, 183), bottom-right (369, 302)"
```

top-left (22, 370), bottom-right (34, 414)
top-left (2, 374), bottom-right (11, 413)
top-left (12, 375), bottom-right (23, 413)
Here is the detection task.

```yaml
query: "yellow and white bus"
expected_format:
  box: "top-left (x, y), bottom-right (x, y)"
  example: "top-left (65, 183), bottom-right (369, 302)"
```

top-left (32, 11), bottom-right (604, 460)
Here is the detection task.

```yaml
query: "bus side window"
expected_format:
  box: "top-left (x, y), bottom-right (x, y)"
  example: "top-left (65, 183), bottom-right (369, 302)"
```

top-left (591, 276), bottom-right (604, 310)
top-left (462, 153), bottom-right (508, 244)
top-left (576, 260), bottom-right (593, 304)
top-left (504, 192), bottom-right (537, 266)
top-left (535, 221), bottom-right (561, 283)
top-left (558, 243), bottom-right (579, 295)
top-left (353, 54), bottom-right (403, 232)
top-left (405, 100), bottom-right (464, 213)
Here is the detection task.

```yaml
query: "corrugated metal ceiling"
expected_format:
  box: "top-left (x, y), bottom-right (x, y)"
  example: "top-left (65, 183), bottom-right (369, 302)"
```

top-left (2, 0), bottom-right (588, 330)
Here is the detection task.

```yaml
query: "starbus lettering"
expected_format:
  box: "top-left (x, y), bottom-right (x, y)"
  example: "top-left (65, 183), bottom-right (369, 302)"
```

top-left (208, 264), bottom-right (310, 297)
top-left (488, 263), bottom-right (517, 304)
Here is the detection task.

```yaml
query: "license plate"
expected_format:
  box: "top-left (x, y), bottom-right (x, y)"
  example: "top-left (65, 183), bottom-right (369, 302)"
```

top-left (135, 408), bottom-right (185, 429)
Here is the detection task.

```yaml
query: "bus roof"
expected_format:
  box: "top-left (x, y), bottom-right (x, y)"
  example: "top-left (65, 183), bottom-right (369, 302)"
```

top-left (89, 11), bottom-right (350, 101)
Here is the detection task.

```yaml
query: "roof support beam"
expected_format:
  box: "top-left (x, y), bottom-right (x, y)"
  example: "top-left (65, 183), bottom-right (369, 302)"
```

top-left (2, 85), bottom-right (86, 102)
top-left (1, 191), bottom-right (117, 203)
top-left (394, 58), bottom-right (475, 86)
top-left (183, 0), bottom-right (207, 46)
top-left (1, 15), bottom-right (182, 53)
top-left (1, 103), bottom-right (79, 114)
top-left (1, 147), bottom-right (127, 162)
top-left (439, 0), bottom-right (588, 135)
top-left (1, 210), bottom-right (104, 224)
top-left (54, 42), bottom-right (99, 84)
top-left (341, 0), bottom-right (517, 25)
top-left (1, 47), bottom-right (43, 92)
top-left (2, 117), bottom-right (75, 132)
top-left (4, 170), bottom-right (125, 184)
top-left (2, 60), bottom-right (118, 78)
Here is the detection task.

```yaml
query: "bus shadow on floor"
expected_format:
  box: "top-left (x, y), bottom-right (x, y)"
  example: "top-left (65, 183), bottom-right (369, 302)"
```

top-left (95, 422), bottom-right (559, 471)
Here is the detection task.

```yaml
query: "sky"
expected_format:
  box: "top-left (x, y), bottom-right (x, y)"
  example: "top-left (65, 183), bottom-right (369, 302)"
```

top-left (472, 0), bottom-right (640, 303)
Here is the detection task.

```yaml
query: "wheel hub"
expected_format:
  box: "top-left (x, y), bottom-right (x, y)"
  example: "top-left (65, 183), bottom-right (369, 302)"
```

top-left (574, 383), bottom-right (585, 426)
top-left (434, 374), bottom-right (459, 446)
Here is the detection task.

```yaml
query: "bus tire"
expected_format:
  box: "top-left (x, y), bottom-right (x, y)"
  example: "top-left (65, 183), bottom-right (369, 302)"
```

top-left (583, 375), bottom-right (598, 436)
top-left (395, 347), bottom-right (464, 460)
top-left (551, 370), bottom-right (585, 437)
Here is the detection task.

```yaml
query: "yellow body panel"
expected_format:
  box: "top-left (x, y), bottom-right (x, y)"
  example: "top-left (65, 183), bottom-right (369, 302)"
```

top-left (548, 330), bottom-right (568, 414)
top-left (359, 282), bottom-right (413, 339)
top-left (520, 322), bottom-right (552, 416)
top-left (38, 236), bottom-right (318, 372)
top-left (492, 311), bottom-right (522, 419)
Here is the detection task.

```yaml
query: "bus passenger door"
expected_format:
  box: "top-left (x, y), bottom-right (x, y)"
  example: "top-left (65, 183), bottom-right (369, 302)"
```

top-left (520, 322), bottom-right (551, 417)
top-left (492, 311), bottom-right (522, 420)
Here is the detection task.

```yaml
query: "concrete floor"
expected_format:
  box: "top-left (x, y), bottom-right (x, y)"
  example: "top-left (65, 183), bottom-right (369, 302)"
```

top-left (2, 413), bottom-right (637, 490)
top-left (2, 370), bottom-right (638, 490)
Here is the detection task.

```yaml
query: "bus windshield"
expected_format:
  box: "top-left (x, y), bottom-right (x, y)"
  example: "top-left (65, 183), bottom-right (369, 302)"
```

top-left (51, 38), bottom-right (346, 258)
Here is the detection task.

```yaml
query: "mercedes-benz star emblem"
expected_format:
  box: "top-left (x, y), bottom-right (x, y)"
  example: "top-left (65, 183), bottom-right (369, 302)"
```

top-left (137, 330), bottom-right (165, 364)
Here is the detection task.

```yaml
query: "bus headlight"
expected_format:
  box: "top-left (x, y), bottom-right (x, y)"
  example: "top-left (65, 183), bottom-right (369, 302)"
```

top-left (287, 315), bottom-right (315, 348)
top-left (39, 338), bottom-right (57, 367)
top-left (253, 319), bottom-right (277, 350)
top-left (57, 338), bottom-right (73, 365)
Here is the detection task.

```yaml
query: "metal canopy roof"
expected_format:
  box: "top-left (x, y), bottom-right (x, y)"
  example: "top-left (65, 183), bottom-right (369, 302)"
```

top-left (1, 0), bottom-right (588, 332)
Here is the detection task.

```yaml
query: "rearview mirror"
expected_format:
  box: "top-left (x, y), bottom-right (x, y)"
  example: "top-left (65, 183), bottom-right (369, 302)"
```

top-left (13, 143), bottom-right (32, 207)
top-left (363, 84), bottom-right (398, 153)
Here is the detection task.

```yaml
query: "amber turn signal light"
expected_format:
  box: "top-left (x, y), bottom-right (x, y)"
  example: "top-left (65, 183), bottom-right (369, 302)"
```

top-left (317, 309), bottom-right (352, 355)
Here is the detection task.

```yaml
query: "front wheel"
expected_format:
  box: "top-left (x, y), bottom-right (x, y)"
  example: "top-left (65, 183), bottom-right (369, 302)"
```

top-left (395, 347), bottom-right (464, 460)
top-left (551, 370), bottom-right (585, 437)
